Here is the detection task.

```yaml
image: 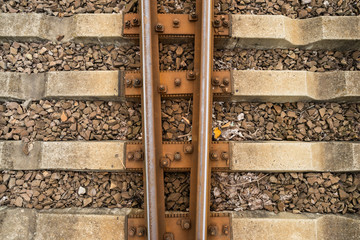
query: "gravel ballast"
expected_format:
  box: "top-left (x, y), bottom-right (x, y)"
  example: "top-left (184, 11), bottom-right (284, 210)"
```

top-left (1, 170), bottom-right (359, 214)
top-left (2, 100), bottom-right (360, 142)
top-left (0, 42), bottom-right (140, 73)
top-left (215, 0), bottom-right (360, 19)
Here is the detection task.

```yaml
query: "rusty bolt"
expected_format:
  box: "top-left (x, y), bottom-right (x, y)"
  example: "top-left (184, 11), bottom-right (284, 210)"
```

top-left (181, 219), bottom-right (191, 230)
top-left (132, 18), bottom-right (140, 26)
top-left (173, 18), bottom-right (180, 27)
top-left (222, 225), bottom-right (229, 235)
top-left (222, 20), bottom-right (229, 28)
top-left (174, 152), bottom-right (181, 161)
top-left (128, 226), bottom-right (136, 237)
top-left (137, 226), bottom-right (146, 237)
top-left (212, 77), bottom-right (220, 86)
top-left (163, 233), bottom-right (174, 240)
top-left (174, 78), bottom-right (181, 86)
top-left (125, 79), bottom-right (132, 87)
top-left (184, 145), bottom-right (193, 154)
top-left (187, 71), bottom-right (196, 80)
top-left (210, 151), bottom-right (219, 161)
top-left (221, 152), bottom-right (229, 161)
top-left (155, 23), bottom-right (164, 32)
top-left (134, 151), bottom-right (143, 161)
top-left (133, 78), bottom-right (142, 88)
top-left (189, 12), bottom-right (198, 21)
top-left (213, 19), bottom-right (221, 28)
top-left (158, 85), bottom-right (167, 93)
top-left (127, 152), bottom-right (134, 161)
top-left (160, 157), bottom-right (170, 168)
top-left (125, 20), bottom-right (131, 28)
top-left (208, 225), bottom-right (218, 236)
top-left (222, 77), bottom-right (230, 86)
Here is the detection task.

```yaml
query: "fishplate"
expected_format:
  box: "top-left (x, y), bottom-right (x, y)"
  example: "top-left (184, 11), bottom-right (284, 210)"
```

top-left (124, 142), bottom-right (230, 170)
top-left (126, 213), bottom-right (231, 239)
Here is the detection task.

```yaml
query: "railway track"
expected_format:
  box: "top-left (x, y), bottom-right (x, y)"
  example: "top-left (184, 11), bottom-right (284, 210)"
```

top-left (1, 0), bottom-right (360, 240)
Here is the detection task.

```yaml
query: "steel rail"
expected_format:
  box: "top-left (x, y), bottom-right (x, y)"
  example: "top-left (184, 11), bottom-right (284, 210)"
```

top-left (195, 0), bottom-right (214, 239)
top-left (140, 0), bottom-right (166, 239)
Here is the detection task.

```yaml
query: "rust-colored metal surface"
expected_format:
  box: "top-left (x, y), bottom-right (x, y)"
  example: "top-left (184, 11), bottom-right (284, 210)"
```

top-left (123, 70), bottom-right (232, 97)
top-left (124, 70), bottom-right (232, 97)
top-left (139, 0), bottom-right (166, 238)
top-left (213, 15), bottom-right (230, 36)
top-left (131, 0), bottom-right (231, 239)
top-left (124, 13), bottom-right (197, 36)
top-left (125, 142), bottom-right (230, 169)
top-left (126, 214), bottom-right (230, 239)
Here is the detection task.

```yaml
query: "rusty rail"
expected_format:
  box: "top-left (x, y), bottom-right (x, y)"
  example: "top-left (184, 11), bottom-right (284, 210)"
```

top-left (131, 0), bottom-right (230, 239)
top-left (140, 0), bottom-right (165, 239)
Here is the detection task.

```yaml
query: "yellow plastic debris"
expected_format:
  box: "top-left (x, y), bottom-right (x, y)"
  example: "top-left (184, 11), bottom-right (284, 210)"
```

top-left (213, 127), bottom-right (222, 139)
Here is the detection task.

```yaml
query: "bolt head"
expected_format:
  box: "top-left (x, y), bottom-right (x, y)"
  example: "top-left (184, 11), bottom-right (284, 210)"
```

top-left (126, 79), bottom-right (132, 87)
top-left (184, 145), bottom-right (193, 154)
top-left (222, 20), bottom-right (229, 28)
top-left (127, 152), bottom-right (134, 160)
top-left (222, 225), bottom-right (229, 235)
top-left (212, 77), bottom-right (220, 86)
top-left (210, 151), bottom-right (219, 160)
top-left (221, 152), bottom-right (229, 161)
top-left (182, 220), bottom-right (191, 230)
top-left (159, 85), bottom-right (166, 92)
top-left (133, 78), bottom-right (142, 87)
top-left (208, 225), bottom-right (217, 236)
top-left (134, 151), bottom-right (143, 161)
top-left (174, 152), bottom-right (181, 161)
top-left (173, 19), bottom-right (180, 25)
top-left (137, 226), bottom-right (146, 237)
top-left (160, 157), bottom-right (170, 168)
top-left (223, 77), bottom-right (230, 86)
top-left (125, 20), bottom-right (131, 27)
top-left (128, 226), bottom-right (136, 237)
top-left (174, 78), bottom-right (181, 86)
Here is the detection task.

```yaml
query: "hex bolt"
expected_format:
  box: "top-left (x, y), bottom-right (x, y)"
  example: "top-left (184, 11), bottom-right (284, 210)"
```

top-left (174, 152), bottom-right (181, 161)
top-left (158, 85), bottom-right (166, 92)
top-left (173, 18), bottom-right (180, 27)
top-left (163, 233), bottom-right (174, 240)
top-left (221, 152), bottom-right (229, 161)
top-left (222, 225), bottom-right (230, 235)
top-left (208, 225), bottom-right (218, 236)
top-left (181, 219), bottom-right (191, 230)
top-left (127, 152), bottom-right (134, 161)
top-left (210, 151), bottom-right (219, 161)
top-left (125, 79), bottom-right (133, 87)
top-left (132, 18), bottom-right (140, 26)
top-left (125, 20), bottom-right (131, 28)
top-left (222, 20), bottom-right (229, 28)
top-left (189, 12), bottom-right (198, 21)
top-left (155, 23), bottom-right (164, 32)
top-left (160, 157), bottom-right (170, 168)
top-left (133, 78), bottom-right (142, 88)
top-left (134, 151), bottom-right (143, 161)
top-left (174, 78), bottom-right (181, 86)
top-left (187, 71), bottom-right (196, 80)
top-left (212, 77), bottom-right (220, 86)
top-left (137, 226), bottom-right (146, 237)
top-left (184, 145), bottom-right (193, 154)
top-left (222, 77), bottom-right (230, 86)
top-left (213, 19), bottom-right (221, 28)
top-left (128, 226), bottom-right (136, 237)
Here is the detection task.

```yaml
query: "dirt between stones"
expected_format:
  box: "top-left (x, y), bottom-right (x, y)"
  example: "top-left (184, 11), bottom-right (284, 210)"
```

top-left (215, 0), bottom-right (360, 19)
top-left (1, 171), bottom-right (359, 214)
top-left (2, 100), bottom-right (360, 142)
top-left (0, 42), bottom-right (140, 73)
